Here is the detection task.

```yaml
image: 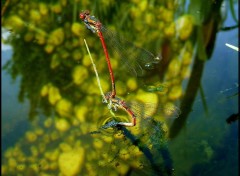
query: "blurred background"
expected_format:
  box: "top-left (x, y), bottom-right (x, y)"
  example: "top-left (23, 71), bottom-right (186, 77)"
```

top-left (1, 0), bottom-right (239, 175)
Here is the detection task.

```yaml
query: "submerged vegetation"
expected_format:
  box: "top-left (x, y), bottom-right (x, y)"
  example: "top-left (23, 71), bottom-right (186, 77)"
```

top-left (2, 0), bottom-right (237, 175)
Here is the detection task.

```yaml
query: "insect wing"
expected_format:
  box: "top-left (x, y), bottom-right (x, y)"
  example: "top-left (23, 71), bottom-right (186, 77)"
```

top-left (127, 101), bottom-right (181, 119)
top-left (100, 25), bottom-right (161, 77)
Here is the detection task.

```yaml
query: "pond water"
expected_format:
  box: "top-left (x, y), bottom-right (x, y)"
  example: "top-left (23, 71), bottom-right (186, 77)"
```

top-left (1, 0), bottom-right (238, 176)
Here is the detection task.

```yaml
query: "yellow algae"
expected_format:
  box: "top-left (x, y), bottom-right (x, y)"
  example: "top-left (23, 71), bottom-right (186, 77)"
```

top-left (48, 86), bottom-right (62, 105)
top-left (119, 149), bottom-right (130, 160)
top-left (158, 21), bottom-right (166, 31)
top-left (1, 165), bottom-right (7, 175)
top-left (127, 78), bottom-right (138, 91)
top-left (43, 133), bottom-right (51, 144)
top-left (161, 123), bottom-right (169, 134)
top-left (134, 90), bottom-right (159, 117)
top-left (131, 146), bottom-right (142, 157)
top-left (116, 162), bottom-right (130, 175)
top-left (17, 164), bottom-right (26, 171)
top-left (168, 58), bottom-right (181, 77)
top-left (114, 132), bottom-right (125, 140)
top-left (66, 135), bottom-right (75, 144)
top-left (50, 149), bottom-right (60, 162)
top-left (60, 0), bottom-right (67, 7)
top-left (18, 155), bottom-right (27, 163)
top-left (99, 77), bottom-right (110, 93)
top-left (38, 142), bottom-right (46, 154)
top-left (51, 54), bottom-right (60, 69)
top-left (23, 4), bottom-right (29, 11)
top-left (110, 58), bottom-right (118, 70)
top-left (74, 140), bottom-right (81, 148)
top-left (12, 146), bottom-right (23, 157)
top-left (182, 51), bottom-right (192, 65)
top-left (59, 50), bottom-right (70, 59)
top-left (44, 44), bottom-right (54, 54)
top-left (138, 0), bottom-right (147, 12)
top-left (131, 159), bottom-right (143, 169)
top-left (85, 163), bottom-right (97, 176)
top-left (167, 1), bottom-right (176, 10)
top-left (50, 130), bottom-right (59, 141)
top-left (145, 13), bottom-right (154, 25)
top-left (55, 98), bottom-right (73, 117)
top-left (25, 131), bottom-right (37, 142)
top-left (30, 10), bottom-right (41, 21)
top-left (58, 148), bottom-right (85, 176)
top-left (74, 105), bottom-right (88, 122)
top-left (28, 155), bottom-right (36, 163)
top-left (27, 161), bottom-right (39, 173)
top-left (130, 6), bottom-right (141, 19)
top-left (82, 54), bottom-right (93, 67)
top-left (71, 23), bottom-right (82, 36)
top-left (102, 135), bottom-right (114, 143)
top-left (86, 150), bottom-right (96, 161)
top-left (135, 90), bottom-right (158, 104)
top-left (51, 3), bottom-right (62, 13)
top-left (168, 85), bottom-right (182, 100)
top-left (48, 28), bottom-right (65, 46)
top-left (24, 32), bottom-right (34, 42)
top-left (30, 146), bottom-right (39, 157)
top-left (44, 118), bottom-right (53, 128)
top-left (116, 81), bottom-right (127, 95)
top-left (98, 159), bottom-right (107, 167)
top-left (164, 22), bottom-right (176, 38)
top-left (93, 138), bottom-right (103, 149)
top-left (40, 84), bottom-right (49, 97)
top-left (4, 148), bottom-right (13, 158)
top-left (181, 67), bottom-right (191, 79)
top-left (39, 159), bottom-right (49, 171)
top-left (72, 118), bottom-right (80, 126)
top-left (129, 126), bottom-right (141, 136)
top-left (29, 163), bottom-right (39, 173)
top-left (49, 162), bottom-right (58, 170)
top-left (17, 9), bottom-right (25, 17)
top-left (171, 77), bottom-right (182, 86)
top-left (163, 9), bottom-right (174, 23)
top-left (72, 65), bottom-right (88, 85)
top-left (59, 143), bottom-right (72, 152)
top-left (44, 151), bottom-right (51, 160)
top-left (110, 144), bottom-right (118, 154)
top-left (72, 38), bottom-right (80, 48)
top-left (39, 3), bottom-right (48, 16)
top-left (164, 102), bottom-right (178, 117)
top-left (176, 15), bottom-right (194, 40)
top-left (35, 32), bottom-right (46, 45)
top-left (35, 127), bottom-right (44, 136)
top-left (6, 16), bottom-right (24, 29)
top-left (55, 118), bottom-right (70, 132)
top-left (72, 49), bottom-right (82, 61)
top-left (8, 158), bottom-right (17, 168)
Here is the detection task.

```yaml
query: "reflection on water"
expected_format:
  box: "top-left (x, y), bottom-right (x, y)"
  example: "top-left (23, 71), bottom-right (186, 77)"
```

top-left (1, 0), bottom-right (238, 175)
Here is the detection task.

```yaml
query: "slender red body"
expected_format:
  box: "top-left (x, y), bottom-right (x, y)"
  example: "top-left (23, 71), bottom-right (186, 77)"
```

top-left (80, 11), bottom-right (116, 98)
top-left (97, 31), bottom-right (116, 98)
top-left (80, 11), bottom-right (136, 126)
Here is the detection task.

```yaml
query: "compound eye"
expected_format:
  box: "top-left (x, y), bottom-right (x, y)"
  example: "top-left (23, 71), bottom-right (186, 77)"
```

top-left (79, 13), bottom-right (85, 20)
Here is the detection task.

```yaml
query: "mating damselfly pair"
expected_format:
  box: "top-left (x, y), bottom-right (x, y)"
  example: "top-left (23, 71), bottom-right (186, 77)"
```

top-left (81, 10), bottom-right (180, 127)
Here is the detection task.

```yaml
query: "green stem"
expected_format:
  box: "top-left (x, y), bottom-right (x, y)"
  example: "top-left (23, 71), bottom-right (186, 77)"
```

top-left (83, 39), bottom-right (108, 103)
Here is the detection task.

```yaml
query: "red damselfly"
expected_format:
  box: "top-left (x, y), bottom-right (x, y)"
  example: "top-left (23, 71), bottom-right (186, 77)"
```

top-left (104, 92), bottom-right (181, 127)
top-left (80, 10), bottom-right (161, 98)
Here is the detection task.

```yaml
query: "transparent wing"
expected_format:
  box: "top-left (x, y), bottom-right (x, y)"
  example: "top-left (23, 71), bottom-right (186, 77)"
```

top-left (100, 26), bottom-right (161, 77)
top-left (126, 101), bottom-right (181, 119)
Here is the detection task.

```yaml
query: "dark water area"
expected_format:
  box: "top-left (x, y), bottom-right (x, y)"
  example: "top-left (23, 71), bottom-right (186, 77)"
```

top-left (1, 0), bottom-right (238, 175)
